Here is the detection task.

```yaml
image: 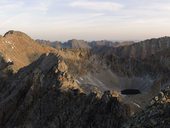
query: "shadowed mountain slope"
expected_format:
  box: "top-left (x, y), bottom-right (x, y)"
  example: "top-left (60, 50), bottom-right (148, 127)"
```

top-left (0, 53), bottom-right (130, 128)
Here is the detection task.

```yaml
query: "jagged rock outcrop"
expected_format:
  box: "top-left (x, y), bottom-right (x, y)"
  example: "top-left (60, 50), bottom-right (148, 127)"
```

top-left (123, 89), bottom-right (170, 128)
top-left (0, 53), bottom-right (130, 128)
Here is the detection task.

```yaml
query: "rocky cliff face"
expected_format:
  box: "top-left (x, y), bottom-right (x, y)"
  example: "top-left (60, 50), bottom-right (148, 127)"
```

top-left (0, 53), bottom-right (130, 128)
top-left (114, 36), bottom-right (170, 59)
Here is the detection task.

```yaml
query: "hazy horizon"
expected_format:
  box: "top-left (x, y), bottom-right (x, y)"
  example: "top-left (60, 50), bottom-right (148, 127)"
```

top-left (1, 0), bottom-right (170, 41)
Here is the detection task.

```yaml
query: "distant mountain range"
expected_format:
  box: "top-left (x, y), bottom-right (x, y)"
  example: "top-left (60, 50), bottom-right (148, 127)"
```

top-left (36, 39), bottom-right (135, 49)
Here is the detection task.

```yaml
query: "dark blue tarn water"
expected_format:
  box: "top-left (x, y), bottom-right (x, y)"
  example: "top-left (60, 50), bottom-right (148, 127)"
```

top-left (121, 89), bottom-right (141, 95)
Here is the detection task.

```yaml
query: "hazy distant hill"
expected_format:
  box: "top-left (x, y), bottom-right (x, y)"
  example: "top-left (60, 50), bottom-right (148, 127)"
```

top-left (36, 39), bottom-right (62, 48)
top-left (63, 39), bottom-right (91, 49)
top-left (36, 39), bottom-right (135, 49)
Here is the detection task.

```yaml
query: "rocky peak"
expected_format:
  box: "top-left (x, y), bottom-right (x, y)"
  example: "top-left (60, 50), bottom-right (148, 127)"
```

top-left (0, 30), bottom-right (57, 71)
top-left (0, 52), bottom-right (130, 128)
top-left (63, 39), bottom-right (90, 49)
top-left (16, 53), bottom-right (81, 90)
top-left (3, 30), bottom-right (31, 39)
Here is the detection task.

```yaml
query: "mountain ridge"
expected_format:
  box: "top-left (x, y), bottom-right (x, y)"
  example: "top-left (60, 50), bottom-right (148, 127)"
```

top-left (0, 30), bottom-right (170, 128)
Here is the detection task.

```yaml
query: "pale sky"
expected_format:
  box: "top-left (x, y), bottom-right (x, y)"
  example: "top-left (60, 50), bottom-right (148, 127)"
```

top-left (0, 0), bottom-right (170, 41)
